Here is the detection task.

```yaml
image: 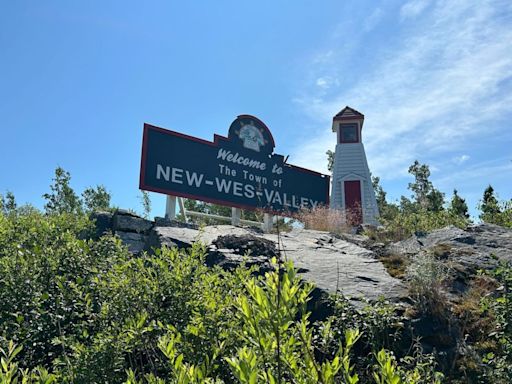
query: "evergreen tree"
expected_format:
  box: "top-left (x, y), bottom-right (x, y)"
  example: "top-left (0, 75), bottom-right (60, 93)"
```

top-left (449, 189), bottom-right (469, 218)
top-left (427, 189), bottom-right (445, 212)
top-left (480, 185), bottom-right (501, 216)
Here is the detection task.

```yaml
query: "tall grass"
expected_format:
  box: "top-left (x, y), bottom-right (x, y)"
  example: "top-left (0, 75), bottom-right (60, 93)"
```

top-left (297, 205), bottom-right (360, 234)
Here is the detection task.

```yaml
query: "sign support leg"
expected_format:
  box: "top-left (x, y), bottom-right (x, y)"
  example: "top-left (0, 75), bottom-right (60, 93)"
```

top-left (178, 197), bottom-right (187, 221)
top-left (232, 207), bottom-right (241, 226)
top-left (262, 213), bottom-right (273, 233)
top-left (166, 196), bottom-right (176, 220)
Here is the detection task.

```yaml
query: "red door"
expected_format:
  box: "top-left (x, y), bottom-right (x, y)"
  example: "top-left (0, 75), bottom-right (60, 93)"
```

top-left (344, 180), bottom-right (362, 225)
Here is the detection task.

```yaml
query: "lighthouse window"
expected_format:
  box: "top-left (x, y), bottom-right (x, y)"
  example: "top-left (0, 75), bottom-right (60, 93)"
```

top-left (340, 124), bottom-right (359, 143)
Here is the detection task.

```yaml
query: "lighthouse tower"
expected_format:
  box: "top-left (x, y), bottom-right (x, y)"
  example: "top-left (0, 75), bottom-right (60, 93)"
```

top-left (330, 106), bottom-right (379, 225)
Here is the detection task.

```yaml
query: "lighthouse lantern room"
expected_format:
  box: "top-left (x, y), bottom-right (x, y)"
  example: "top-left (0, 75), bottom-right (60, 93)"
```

top-left (330, 106), bottom-right (379, 225)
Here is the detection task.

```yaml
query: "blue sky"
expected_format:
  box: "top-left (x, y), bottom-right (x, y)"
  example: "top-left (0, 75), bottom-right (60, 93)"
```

top-left (1, 0), bottom-right (511, 219)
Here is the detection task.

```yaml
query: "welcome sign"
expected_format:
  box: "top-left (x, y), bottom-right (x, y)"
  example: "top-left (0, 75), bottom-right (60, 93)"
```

top-left (139, 115), bottom-right (330, 215)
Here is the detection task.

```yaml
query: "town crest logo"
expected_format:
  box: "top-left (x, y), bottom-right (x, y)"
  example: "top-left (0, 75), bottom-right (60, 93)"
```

top-left (237, 121), bottom-right (265, 152)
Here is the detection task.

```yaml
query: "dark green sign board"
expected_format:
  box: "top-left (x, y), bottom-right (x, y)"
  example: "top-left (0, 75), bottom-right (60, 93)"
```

top-left (139, 115), bottom-right (330, 215)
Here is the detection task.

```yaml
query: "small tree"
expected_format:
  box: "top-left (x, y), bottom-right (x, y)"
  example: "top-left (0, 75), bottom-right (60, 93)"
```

top-left (139, 190), bottom-right (151, 219)
top-left (479, 186), bottom-right (511, 227)
top-left (326, 149), bottom-right (335, 172)
top-left (0, 191), bottom-right (17, 215)
top-left (428, 189), bottom-right (445, 212)
top-left (480, 185), bottom-right (501, 216)
top-left (82, 185), bottom-right (111, 212)
top-left (43, 167), bottom-right (82, 215)
top-left (407, 160), bottom-right (444, 212)
top-left (449, 189), bottom-right (469, 218)
top-left (372, 176), bottom-right (387, 213)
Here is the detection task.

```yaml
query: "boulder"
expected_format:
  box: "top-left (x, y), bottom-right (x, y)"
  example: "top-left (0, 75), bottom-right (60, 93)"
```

top-left (89, 211), bottom-right (113, 239)
top-left (213, 234), bottom-right (277, 257)
top-left (113, 211), bottom-right (153, 233)
top-left (116, 231), bottom-right (147, 254)
top-left (391, 223), bottom-right (512, 270)
top-left (147, 224), bottom-right (407, 306)
top-left (390, 223), bottom-right (512, 295)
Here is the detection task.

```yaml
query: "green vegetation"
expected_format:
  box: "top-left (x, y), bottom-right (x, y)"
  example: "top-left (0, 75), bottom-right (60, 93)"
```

top-left (1, 164), bottom-right (511, 383)
top-left (0, 196), bottom-right (446, 383)
top-left (41, 167), bottom-right (112, 215)
top-left (139, 190), bottom-right (152, 219)
top-left (478, 186), bottom-right (512, 228)
top-left (365, 161), bottom-right (511, 243)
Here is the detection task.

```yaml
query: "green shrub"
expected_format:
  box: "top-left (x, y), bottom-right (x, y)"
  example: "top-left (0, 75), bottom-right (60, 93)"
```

top-left (406, 253), bottom-right (450, 317)
top-left (376, 209), bottom-right (470, 242)
top-left (0, 209), bottom-right (445, 383)
top-left (479, 262), bottom-right (512, 382)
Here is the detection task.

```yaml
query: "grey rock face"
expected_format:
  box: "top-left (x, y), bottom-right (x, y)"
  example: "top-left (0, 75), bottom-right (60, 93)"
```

top-left (148, 224), bottom-right (407, 305)
top-left (113, 211), bottom-right (153, 233)
top-left (263, 229), bottom-right (406, 303)
top-left (116, 231), bottom-right (147, 254)
top-left (90, 211), bottom-right (113, 239)
top-left (390, 223), bottom-right (512, 296)
top-left (391, 224), bottom-right (512, 268)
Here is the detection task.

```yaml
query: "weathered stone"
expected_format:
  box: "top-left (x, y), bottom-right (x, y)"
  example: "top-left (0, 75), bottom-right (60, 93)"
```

top-left (89, 211), bottom-right (113, 238)
top-left (391, 224), bottom-right (512, 269)
top-left (390, 223), bottom-right (512, 296)
top-left (262, 229), bottom-right (407, 304)
top-left (147, 224), bottom-right (407, 306)
top-left (113, 212), bottom-right (153, 233)
top-left (116, 231), bottom-right (146, 254)
top-left (213, 234), bottom-right (277, 257)
top-left (110, 217), bottom-right (511, 310)
top-left (154, 217), bottom-right (199, 229)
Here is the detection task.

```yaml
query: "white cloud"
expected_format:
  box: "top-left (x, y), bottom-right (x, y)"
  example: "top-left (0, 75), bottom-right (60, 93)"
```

top-left (453, 154), bottom-right (470, 164)
top-left (315, 76), bottom-right (339, 89)
top-left (312, 50), bottom-right (334, 64)
top-left (364, 7), bottom-right (384, 31)
top-left (400, 0), bottom-right (431, 20)
top-left (291, 0), bottom-right (512, 181)
top-left (434, 157), bottom-right (512, 195)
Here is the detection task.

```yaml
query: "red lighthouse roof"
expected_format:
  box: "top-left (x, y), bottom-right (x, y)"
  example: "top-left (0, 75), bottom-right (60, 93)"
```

top-left (333, 106), bottom-right (365, 121)
top-left (332, 106), bottom-right (364, 132)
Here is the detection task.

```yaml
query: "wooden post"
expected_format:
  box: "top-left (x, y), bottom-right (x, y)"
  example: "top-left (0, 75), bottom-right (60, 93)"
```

top-left (231, 207), bottom-right (241, 226)
top-left (262, 213), bottom-right (273, 232)
top-left (165, 196), bottom-right (176, 220)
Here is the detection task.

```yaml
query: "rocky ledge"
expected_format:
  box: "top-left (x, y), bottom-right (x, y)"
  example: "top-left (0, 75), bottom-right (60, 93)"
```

top-left (91, 210), bottom-right (512, 309)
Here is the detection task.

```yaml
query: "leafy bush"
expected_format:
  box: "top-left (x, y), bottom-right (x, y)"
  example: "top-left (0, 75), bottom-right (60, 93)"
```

top-left (479, 262), bottom-right (512, 382)
top-left (371, 209), bottom-right (470, 243)
top-left (406, 253), bottom-right (450, 317)
top-left (0, 208), bottom-right (447, 383)
top-left (480, 200), bottom-right (512, 228)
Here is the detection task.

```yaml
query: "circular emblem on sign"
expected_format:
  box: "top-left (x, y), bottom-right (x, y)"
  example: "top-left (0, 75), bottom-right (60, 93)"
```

top-left (238, 121), bottom-right (265, 152)
top-left (228, 115), bottom-right (275, 155)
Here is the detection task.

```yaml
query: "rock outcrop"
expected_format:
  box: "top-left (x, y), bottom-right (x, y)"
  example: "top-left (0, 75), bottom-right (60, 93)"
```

top-left (92, 212), bottom-right (408, 306)
top-left (91, 211), bottom-right (512, 309)
top-left (390, 223), bottom-right (512, 294)
top-left (91, 212), bottom-right (512, 376)
top-left (91, 210), bottom-right (153, 254)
